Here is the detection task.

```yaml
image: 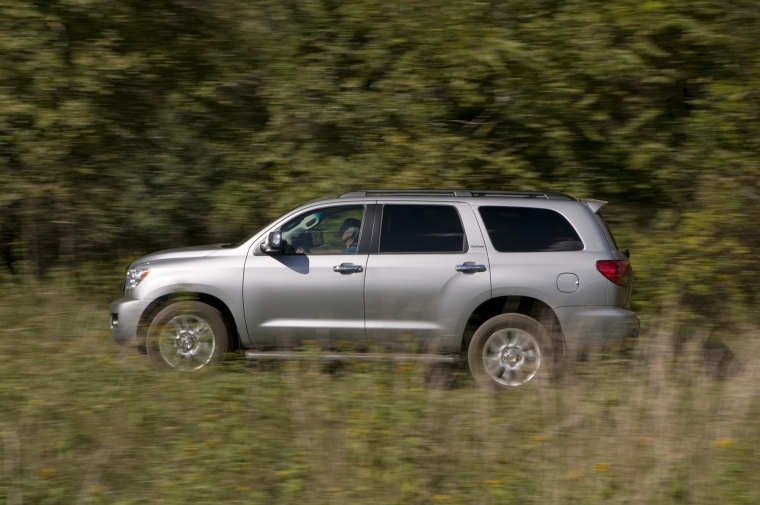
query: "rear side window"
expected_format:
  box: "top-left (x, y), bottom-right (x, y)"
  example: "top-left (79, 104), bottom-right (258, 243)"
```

top-left (379, 205), bottom-right (466, 253)
top-left (479, 206), bottom-right (583, 252)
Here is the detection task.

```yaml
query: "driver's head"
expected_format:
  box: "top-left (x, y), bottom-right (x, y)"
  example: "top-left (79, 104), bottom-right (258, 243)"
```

top-left (339, 218), bottom-right (361, 238)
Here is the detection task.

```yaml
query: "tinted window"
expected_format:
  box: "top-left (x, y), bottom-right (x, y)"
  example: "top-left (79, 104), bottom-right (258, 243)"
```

top-left (479, 206), bottom-right (583, 252)
top-left (380, 205), bottom-right (466, 253)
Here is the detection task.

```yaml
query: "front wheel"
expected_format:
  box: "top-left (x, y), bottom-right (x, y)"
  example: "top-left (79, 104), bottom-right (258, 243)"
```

top-left (146, 301), bottom-right (228, 371)
top-left (467, 314), bottom-right (553, 389)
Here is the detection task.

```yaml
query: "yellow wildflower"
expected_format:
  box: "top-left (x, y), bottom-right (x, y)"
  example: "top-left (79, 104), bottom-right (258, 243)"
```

top-left (593, 462), bottom-right (611, 472)
top-left (38, 467), bottom-right (58, 478)
top-left (712, 438), bottom-right (737, 448)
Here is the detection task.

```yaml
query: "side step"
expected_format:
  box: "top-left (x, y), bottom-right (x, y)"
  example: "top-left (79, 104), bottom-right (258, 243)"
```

top-left (245, 350), bottom-right (459, 364)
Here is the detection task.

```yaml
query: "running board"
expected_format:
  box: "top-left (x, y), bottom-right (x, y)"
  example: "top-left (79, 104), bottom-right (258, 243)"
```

top-left (244, 350), bottom-right (459, 364)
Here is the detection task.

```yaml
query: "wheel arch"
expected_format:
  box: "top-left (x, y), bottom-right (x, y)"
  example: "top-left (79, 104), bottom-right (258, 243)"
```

top-left (463, 295), bottom-right (566, 358)
top-left (138, 292), bottom-right (241, 352)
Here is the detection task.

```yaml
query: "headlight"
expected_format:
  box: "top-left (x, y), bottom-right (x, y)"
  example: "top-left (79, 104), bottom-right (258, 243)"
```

top-left (124, 266), bottom-right (151, 296)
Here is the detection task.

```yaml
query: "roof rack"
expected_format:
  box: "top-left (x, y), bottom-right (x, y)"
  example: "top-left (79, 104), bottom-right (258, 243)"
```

top-left (339, 190), bottom-right (575, 200)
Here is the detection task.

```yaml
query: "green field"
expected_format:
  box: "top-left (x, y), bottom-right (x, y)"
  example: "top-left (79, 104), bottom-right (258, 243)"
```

top-left (1, 280), bottom-right (758, 505)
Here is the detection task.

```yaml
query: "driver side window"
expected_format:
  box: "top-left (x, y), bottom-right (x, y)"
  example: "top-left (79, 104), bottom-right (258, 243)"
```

top-left (281, 205), bottom-right (365, 255)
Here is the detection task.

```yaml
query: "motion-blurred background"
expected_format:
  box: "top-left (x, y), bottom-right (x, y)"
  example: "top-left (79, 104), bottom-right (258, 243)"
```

top-left (2, 0), bottom-right (759, 324)
top-left (1, 2), bottom-right (759, 503)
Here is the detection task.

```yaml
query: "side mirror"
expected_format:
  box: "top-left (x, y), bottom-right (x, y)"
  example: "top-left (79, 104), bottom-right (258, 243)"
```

top-left (261, 230), bottom-right (283, 254)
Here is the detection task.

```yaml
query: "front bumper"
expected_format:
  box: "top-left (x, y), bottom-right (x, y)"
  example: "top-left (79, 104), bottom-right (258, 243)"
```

top-left (555, 306), bottom-right (639, 357)
top-left (109, 298), bottom-right (151, 346)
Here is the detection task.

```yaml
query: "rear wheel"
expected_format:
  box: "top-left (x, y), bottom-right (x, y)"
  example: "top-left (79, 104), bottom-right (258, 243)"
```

top-left (467, 313), bottom-right (553, 389)
top-left (146, 301), bottom-right (228, 371)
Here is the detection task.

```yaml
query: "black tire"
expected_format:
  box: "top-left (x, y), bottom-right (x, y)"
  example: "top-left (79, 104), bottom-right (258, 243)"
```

top-left (146, 301), bottom-right (228, 371)
top-left (467, 313), bottom-right (553, 389)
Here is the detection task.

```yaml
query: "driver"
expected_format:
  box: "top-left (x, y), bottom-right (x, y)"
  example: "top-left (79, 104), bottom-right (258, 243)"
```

top-left (339, 218), bottom-right (361, 253)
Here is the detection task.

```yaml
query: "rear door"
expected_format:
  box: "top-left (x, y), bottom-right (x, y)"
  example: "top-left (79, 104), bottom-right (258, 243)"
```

top-left (363, 202), bottom-right (492, 353)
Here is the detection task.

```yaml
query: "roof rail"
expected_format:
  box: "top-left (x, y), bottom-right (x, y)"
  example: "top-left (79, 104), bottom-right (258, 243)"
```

top-left (340, 190), bottom-right (471, 198)
top-left (469, 190), bottom-right (575, 200)
top-left (339, 190), bottom-right (575, 200)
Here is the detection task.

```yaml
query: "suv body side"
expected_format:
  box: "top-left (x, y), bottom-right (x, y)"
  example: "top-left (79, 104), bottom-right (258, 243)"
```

top-left (110, 191), bottom-right (638, 373)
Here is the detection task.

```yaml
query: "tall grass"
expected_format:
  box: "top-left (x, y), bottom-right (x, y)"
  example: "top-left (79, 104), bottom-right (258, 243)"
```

top-left (1, 279), bottom-right (758, 504)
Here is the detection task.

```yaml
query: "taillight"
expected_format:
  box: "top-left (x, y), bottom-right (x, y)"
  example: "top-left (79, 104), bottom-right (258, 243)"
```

top-left (596, 260), bottom-right (631, 287)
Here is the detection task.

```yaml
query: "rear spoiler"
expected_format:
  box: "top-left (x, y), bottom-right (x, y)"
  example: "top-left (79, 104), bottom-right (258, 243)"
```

top-left (581, 199), bottom-right (607, 214)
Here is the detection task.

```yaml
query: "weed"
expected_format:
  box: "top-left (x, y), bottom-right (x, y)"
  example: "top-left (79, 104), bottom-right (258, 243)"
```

top-left (1, 281), bottom-right (759, 504)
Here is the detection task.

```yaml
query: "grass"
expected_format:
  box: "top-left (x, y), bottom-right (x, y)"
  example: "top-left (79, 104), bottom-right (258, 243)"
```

top-left (1, 278), bottom-right (759, 504)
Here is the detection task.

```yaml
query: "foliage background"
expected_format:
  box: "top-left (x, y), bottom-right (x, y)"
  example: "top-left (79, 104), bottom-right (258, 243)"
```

top-left (2, 0), bottom-right (759, 324)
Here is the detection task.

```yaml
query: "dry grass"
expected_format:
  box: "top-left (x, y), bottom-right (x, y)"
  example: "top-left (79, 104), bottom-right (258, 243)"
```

top-left (1, 280), bottom-right (759, 504)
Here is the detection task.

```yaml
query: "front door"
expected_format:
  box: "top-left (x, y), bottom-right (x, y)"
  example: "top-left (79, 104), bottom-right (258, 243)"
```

top-left (242, 204), bottom-right (369, 348)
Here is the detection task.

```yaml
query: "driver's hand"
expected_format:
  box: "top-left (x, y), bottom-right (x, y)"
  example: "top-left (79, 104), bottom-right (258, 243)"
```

top-left (296, 247), bottom-right (305, 254)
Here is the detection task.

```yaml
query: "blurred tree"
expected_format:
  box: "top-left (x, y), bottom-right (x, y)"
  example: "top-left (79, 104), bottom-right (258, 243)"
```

top-left (1, 0), bottom-right (758, 322)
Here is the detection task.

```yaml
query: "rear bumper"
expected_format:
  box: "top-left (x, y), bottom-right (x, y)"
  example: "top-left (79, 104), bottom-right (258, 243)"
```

top-left (555, 306), bottom-right (639, 357)
top-left (109, 298), bottom-right (150, 347)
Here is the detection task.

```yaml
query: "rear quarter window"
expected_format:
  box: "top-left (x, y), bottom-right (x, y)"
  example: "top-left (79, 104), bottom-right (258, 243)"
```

top-left (478, 206), bottom-right (583, 252)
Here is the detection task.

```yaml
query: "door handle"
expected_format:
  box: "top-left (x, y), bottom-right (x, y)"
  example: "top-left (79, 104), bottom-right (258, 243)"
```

top-left (334, 263), bottom-right (364, 274)
top-left (455, 262), bottom-right (487, 273)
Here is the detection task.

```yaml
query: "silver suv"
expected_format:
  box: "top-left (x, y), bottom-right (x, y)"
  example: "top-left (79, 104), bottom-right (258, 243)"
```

top-left (110, 190), bottom-right (638, 388)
